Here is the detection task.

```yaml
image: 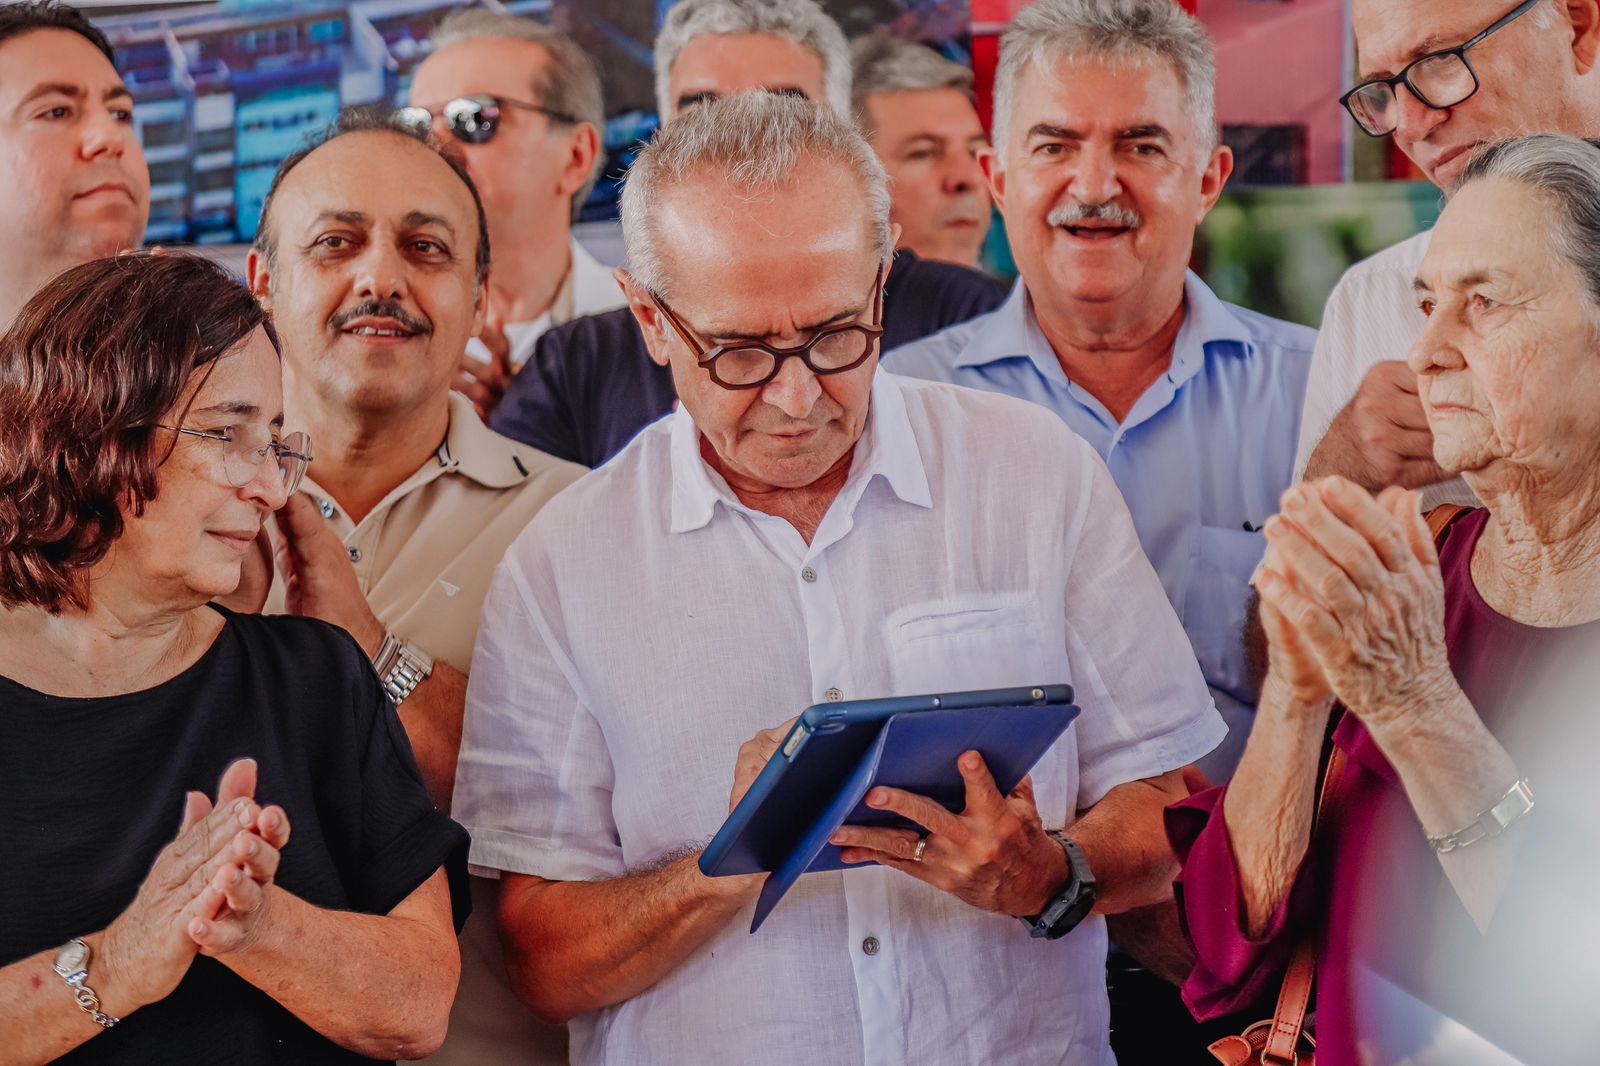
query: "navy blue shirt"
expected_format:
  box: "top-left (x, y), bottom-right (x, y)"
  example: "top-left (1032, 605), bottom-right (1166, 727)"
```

top-left (491, 250), bottom-right (1010, 467)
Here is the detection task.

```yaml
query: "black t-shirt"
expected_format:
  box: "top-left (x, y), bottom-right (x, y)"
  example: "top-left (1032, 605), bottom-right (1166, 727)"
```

top-left (490, 249), bottom-right (1010, 467)
top-left (0, 607), bottom-right (470, 1064)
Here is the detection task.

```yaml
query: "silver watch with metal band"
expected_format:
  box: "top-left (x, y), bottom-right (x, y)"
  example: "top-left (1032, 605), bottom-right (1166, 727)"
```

top-left (373, 632), bottom-right (434, 706)
top-left (52, 938), bottom-right (119, 1030)
top-left (1427, 777), bottom-right (1535, 854)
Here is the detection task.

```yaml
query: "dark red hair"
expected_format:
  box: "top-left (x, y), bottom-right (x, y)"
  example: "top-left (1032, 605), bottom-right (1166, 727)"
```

top-left (0, 253), bottom-right (267, 612)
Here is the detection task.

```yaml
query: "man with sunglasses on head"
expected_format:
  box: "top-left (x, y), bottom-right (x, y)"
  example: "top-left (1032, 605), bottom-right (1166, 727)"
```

top-left (407, 9), bottom-right (624, 420)
top-left (242, 108), bottom-right (585, 1064)
top-left (489, 0), bottom-right (1008, 468)
top-left (453, 91), bottom-right (1223, 1066)
top-left (0, 1), bottom-right (150, 330)
top-left (1297, 0), bottom-right (1600, 506)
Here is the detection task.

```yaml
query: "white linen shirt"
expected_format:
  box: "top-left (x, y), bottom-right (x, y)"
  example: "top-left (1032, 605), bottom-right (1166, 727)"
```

top-left (1292, 230), bottom-right (1478, 509)
top-left (454, 371), bottom-right (1224, 1066)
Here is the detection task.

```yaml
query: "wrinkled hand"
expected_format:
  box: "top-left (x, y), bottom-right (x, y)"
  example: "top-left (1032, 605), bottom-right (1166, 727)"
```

top-left (829, 752), bottom-right (1068, 917)
top-left (213, 527), bottom-right (275, 613)
top-left (1255, 478), bottom-right (1457, 731)
top-left (98, 759), bottom-right (289, 1012)
top-left (1254, 521), bottom-right (1336, 708)
top-left (1305, 361), bottom-right (1448, 491)
top-left (456, 317), bottom-right (513, 422)
top-left (274, 493), bottom-right (384, 657)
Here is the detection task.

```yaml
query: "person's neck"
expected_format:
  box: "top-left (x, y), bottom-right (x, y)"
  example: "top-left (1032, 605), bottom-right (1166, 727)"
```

top-left (0, 250), bottom-right (78, 330)
top-left (486, 214), bottom-right (574, 326)
top-left (703, 437), bottom-right (855, 545)
top-left (0, 577), bottom-right (210, 696)
top-left (288, 383), bottom-right (452, 526)
top-left (1031, 287), bottom-right (1186, 424)
top-left (1471, 464), bottom-right (1600, 627)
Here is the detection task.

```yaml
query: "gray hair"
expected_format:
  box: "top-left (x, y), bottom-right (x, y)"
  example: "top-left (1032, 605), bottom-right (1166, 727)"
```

top-left (992, 0), bottom-right (1216, 161)
top-left (430, 8), bottom-right (605, 212)
top-left (619, 92), bottom-right (892, 299)
top-left (653, 0), bottom-right (852, 120)
top-left (849, 34), bottom-right (974, 135)
top-left (1457, 134), bottom-right (1600, 312)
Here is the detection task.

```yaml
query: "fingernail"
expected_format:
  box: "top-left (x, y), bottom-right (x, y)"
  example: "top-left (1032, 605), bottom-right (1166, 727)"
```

top-left (830, 834), bottom-right (846, 845)
top-left (225, 867), bottom-right (239, 885)
top-left (246, 837), bottom-right (259, 857)
top-left (238, 807), bottom-right (253, 826)
top-left (192, 921), bottom-right (207, 936)
top-left (867, 789), bottom-right (885, 807)
top-left (1285, 488), bottom-right (1306, 510)
top-left (264, 812), bottom-right (279, 830)
top-left (962, 752), bottom-right (980, 770)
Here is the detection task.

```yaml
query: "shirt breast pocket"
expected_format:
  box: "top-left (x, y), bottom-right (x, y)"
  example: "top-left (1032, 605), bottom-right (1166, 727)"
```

top-left (883, 595), bottom-right (1072, 821)
top-left (1182, 525), bottom-right (1266, 702)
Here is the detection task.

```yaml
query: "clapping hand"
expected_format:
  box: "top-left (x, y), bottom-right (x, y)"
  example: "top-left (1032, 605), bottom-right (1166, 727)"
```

top-left (1255, 477), bottom-right (1458, 731)
top-left (97, 759), bottom-right (291, 1012)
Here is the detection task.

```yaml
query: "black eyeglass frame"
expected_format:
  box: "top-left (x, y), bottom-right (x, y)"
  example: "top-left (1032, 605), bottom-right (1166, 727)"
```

top-left (1338, 0), bottom-right (1543, 137)
top-left (651, 264), bottom-right (888, 391)
top-left (158, 424), bottom-right (314, 494)
top-left (398, 94), bottom-right (580, 146)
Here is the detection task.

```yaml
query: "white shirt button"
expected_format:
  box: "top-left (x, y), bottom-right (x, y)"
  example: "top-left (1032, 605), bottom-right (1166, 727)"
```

top-left (801, 566), bottom-right (818, 583)
top-left (347, 546), bottom-right (362, 563)
top-left (862, 937), bottom-right (880, 956)
top-left (318, 498), bottom-right (336, 519)
top-left (825, 687), bottom-right (843, 702)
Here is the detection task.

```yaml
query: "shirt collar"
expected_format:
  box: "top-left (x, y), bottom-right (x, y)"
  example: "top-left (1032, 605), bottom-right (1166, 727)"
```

top-left (437, 391), bottom-right (537, 489)
top-left (953, 270), bottom-right (1257, 385)
top-left (566, 238), bottom-right (624, 321)
top-left (668, 370), bottom-right (933, 535)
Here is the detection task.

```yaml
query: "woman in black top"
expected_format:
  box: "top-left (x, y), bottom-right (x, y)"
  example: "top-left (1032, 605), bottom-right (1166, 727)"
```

top-left (0, 254), bottom-right (469, 1063)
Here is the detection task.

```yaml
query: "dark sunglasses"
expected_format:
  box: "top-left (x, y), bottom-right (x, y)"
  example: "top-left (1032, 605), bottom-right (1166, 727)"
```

top-left (397, 94), bottom-right (578, 146)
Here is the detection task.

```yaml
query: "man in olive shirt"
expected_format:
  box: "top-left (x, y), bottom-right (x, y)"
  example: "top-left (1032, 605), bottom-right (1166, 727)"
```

top-left (243, 108), bottom-right (584, 1065)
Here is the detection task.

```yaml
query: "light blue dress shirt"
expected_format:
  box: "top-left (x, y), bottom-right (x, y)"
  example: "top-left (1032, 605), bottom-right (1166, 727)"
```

top-left (887, 272), bottom-right (1315, 776)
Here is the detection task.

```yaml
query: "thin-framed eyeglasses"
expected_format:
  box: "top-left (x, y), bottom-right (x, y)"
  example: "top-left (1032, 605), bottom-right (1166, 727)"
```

top-left (1339, 0), bottom-right (1543, 137)
top-left (651, 264), bottom-right (887, 391)
top-left (159, 424), bottom-right (313, 495)
top-left (396, 95), bottom-right (578, 146)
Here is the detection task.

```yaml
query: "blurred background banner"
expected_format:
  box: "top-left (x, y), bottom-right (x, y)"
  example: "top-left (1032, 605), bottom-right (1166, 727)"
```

top-left (82, 0), bottom-right (1437, 323)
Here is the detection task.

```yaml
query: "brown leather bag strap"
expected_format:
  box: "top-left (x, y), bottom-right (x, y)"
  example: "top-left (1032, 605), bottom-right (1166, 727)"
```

top-left (1425, 503), bottom-right (1472, 545)
top-left (1261, 745), bottom-right (1348, 1063)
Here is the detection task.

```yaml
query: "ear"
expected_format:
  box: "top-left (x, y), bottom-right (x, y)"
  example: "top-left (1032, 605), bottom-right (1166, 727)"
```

top-left (617, 268), bottom-right (671, 368)
top-left (471, 268), bottom-right (489, 339)
top-left (1568, 0), bottom-right (1600, 75)
top-left (888, 221), bottom-right (903, 253)
top-left (979, 146), bottom-right (1007, 212)
top-left (245, 249), bottom-right (272, 312)
top-left (557, 122), bottom-right (602, 202)
top-left (1195, 144), bottom-right (1234, 224)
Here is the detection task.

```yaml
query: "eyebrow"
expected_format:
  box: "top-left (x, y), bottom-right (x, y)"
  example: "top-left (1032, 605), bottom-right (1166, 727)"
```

top-left (14, 81), bottom-right (132, 112)
top-left (190, 401), bottom-right (284, 428)
top-left (705, 304), bottom-right (867, 343)
top-left (1362, 32), bottom-right (1460, 80)
top-left (1412, 269), bottom-right (1505, 293)
top-left (403, 210), bottom-right (456, 237)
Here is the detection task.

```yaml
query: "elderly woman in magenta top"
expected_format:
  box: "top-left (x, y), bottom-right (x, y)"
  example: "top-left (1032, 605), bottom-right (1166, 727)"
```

top-left (0, 254), bottom-right (467, 1063)
top-left (1171, 134), bottom-right (1600, 1065)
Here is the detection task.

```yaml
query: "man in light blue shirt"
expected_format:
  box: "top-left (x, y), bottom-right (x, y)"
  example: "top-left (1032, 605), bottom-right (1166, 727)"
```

top-left (889, 0), bottom-right (1313, 782)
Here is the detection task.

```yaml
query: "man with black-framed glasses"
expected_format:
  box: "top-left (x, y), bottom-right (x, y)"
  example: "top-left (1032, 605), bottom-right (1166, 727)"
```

top-left (454, 90), bottom-right (1222, 1066)
top-left (1297, 0), bottom-right (1600, 506)
top-left (407, 9), bottom-right (626, 420)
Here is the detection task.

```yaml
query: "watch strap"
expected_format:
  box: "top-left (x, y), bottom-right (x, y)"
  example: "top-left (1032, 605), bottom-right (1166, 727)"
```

top-left (1019, 831), bottom-right (1096, 940)
top-left (53, 939), bottom-right (119, 1030)
top-left (373, 633), bottom-right (435, 706)
top-left (1427, 777), bottom-right (1534, 853)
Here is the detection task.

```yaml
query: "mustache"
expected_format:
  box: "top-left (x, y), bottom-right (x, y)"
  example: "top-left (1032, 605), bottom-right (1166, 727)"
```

top-left (328, 300), bottom-right (432, 335)
top-left (1047, 201), bottom-right (1142, 229)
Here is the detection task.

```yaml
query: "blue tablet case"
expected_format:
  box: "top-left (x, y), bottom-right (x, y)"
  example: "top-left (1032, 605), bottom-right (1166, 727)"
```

top-left (699, 685), bottom-right (1078, 932)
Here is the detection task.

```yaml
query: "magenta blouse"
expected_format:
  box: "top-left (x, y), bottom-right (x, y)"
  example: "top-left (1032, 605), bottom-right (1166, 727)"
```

top-left (1167, 508), bottom-right (1600, 1064)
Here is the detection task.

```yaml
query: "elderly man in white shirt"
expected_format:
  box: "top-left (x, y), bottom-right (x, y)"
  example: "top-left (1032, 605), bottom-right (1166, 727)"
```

top-left (1296, 0), bottom-right (1600, 509)
top-left (453, 92), bottom-right (1223, 1066)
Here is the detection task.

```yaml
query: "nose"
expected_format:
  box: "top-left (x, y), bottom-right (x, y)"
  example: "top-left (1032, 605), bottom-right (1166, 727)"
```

top-left (1392, 86), bottom-right (1450, 148)
top-left (1407, 304), bottom-right (1467, 377)
top-left (80, 105), bottom-right (132, 163)
top-left (1066, 144), bottom-right (1121, 206)
top-left (353, 241), bottom-right (407, 304)
top-left (243, 454), bottom-right (291, 513)
top-left (759, 354), bottom-right (823, 421)
top-left (943, 146), bottom-right (985, 195)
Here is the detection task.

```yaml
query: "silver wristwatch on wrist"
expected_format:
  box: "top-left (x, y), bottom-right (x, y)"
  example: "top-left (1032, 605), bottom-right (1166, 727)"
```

top-left (373, 632), bottom-right (434, 706)
top-left (52, 938), bottom-right (120, 1030)
top-left (1427, 777), bottom-right (1535, 854)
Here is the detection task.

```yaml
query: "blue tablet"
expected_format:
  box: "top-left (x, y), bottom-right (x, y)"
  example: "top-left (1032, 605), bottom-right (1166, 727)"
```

top-left (699, 684), bottom-right (1078, 931)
